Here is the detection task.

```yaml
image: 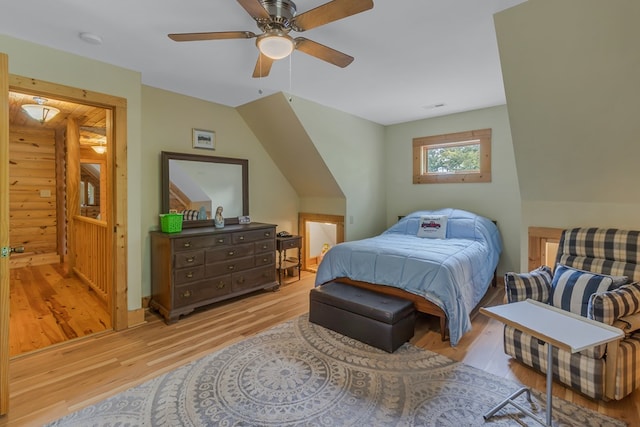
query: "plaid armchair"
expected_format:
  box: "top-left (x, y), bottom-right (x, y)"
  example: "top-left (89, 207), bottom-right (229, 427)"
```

top-left (503, 228), bottom-right (640, 400)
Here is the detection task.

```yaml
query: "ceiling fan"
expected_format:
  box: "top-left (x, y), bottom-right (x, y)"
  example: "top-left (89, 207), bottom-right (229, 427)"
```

top-left (168, 0), bottom-right (374, 78)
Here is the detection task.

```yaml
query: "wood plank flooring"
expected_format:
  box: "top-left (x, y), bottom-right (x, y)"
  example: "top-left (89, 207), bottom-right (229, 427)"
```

top-left (9, 264), bottom-right (110, 357)
top-left (1, 272), bottom-right (638, 426)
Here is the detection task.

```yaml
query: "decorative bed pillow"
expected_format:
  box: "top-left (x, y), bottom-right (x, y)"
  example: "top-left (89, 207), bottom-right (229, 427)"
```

top-left (550, 264), bottom-right (615, 317)
top-left (504, 265), bottom-right (553, 303)
top-left (588, 281), bottom-right (640, 325)
top-left (416, 215), bottom-right (447, 239)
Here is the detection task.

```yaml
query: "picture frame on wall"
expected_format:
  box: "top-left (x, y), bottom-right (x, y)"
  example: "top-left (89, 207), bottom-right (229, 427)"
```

top-left (192, 128), bottom-right (215, 150)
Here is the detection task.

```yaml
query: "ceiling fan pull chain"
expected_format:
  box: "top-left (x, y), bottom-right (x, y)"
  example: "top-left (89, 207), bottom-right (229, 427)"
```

top-left (288, 53), bottom-right (293, 102)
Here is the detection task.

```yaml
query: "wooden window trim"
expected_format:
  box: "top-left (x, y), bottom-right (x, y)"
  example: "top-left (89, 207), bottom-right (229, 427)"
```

top-left (412, 128), bottom-right (492, 184)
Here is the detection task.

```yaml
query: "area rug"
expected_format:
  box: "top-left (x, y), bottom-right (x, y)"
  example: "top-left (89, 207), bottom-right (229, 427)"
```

top-left (47, 314), bottom-right (625, 427)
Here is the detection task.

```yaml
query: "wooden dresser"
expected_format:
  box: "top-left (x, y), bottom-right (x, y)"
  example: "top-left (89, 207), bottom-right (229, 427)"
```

top-left (150, 223), bottom-right (277, 323)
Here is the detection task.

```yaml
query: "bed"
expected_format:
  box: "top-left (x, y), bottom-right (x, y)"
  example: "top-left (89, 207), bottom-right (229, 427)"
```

top-left (314, 208), bottom-right (502, 346)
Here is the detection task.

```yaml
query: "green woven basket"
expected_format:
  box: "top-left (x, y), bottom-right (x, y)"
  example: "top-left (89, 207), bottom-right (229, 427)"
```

top-left (160, 213), bottom-right (183, 233)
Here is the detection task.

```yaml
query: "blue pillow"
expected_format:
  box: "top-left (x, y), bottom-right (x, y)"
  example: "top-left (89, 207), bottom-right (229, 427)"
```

top-left (550, 264), bottom-right (615, 317)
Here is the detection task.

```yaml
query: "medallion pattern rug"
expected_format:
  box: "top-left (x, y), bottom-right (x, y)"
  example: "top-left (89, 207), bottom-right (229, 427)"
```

top-left (47, 315), bottom-right (625, 426)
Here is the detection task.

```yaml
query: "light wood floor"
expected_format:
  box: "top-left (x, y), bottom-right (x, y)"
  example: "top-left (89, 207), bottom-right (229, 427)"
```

top-left (9, 264), bottom-right (110, 356)
top-left (1, 272), bottom-right (638, 426)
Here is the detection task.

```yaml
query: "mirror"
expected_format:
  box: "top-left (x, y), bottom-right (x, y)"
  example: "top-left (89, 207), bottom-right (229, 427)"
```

top-left (161, 151), bottom-right (248, 228)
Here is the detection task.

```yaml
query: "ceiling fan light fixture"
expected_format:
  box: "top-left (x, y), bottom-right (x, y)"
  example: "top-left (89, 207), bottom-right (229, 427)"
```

top-left (21, 97), bottom-right (60, 124)
top-left (257, 32), bottom-right (294, 60)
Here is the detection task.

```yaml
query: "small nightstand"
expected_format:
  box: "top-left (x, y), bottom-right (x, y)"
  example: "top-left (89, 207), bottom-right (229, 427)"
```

top-left (276, 235), bottom-right (302, 285)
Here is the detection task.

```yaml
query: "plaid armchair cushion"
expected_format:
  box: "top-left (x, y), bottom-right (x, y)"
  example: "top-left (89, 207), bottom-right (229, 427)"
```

top-left (588, 282), bottom-right (640, 325)
top-left (504, 265), bottom-right (552, 303)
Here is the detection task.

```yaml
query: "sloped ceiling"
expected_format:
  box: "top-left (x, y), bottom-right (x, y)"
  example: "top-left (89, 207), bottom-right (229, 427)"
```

top-left (495, 0), bottom-right (640, 204)
top-left (237, 92), bottom-right (343, 198)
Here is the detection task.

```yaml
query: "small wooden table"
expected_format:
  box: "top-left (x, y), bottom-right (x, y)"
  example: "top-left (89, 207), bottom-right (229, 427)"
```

top-left (276, 235), bottom-right (302, 285)
top-left (480, 299), bottom-right (623, 427)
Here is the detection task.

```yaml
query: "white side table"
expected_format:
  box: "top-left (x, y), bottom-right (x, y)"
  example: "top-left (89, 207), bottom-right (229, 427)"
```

top-left (480, 299), bottom-right (623, 426)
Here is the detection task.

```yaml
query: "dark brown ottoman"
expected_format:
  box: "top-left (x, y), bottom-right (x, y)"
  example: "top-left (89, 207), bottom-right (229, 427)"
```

top-left (309, 281), bottom-right (415, 352)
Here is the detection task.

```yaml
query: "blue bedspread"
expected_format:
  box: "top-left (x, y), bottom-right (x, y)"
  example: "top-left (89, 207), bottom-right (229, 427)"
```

top-left (314, 208), bottom-right (502, 346)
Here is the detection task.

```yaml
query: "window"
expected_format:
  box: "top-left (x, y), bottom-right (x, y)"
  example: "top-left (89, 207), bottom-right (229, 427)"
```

top-left (413, 128), bottom-right (492, 184)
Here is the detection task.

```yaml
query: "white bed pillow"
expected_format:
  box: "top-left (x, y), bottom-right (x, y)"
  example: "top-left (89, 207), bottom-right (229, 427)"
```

top-left (417, 215), bottom-right (447, 239)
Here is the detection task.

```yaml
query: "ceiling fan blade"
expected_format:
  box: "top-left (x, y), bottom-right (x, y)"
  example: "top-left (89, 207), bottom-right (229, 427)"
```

top-left (237, 0), bottom-right (271, 21)
top-left (168, 31), bottom-right (256, 42)
top-left (292, 0), bottom-right (373, 32)
top-left (295, 37), bottom-right (354, 68)
top-left (252, 53), bottom-right (274, 78)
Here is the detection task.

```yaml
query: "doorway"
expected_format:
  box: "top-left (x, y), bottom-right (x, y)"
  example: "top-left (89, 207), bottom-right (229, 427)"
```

top-left (8, 91), bottom-right (111, 356)
top-left (298, 213), bottom-right (345, 272)
top-left (5, 77), bottom-right (128, 356)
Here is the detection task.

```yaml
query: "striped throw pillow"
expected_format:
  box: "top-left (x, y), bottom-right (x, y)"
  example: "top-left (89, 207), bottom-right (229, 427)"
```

top-left (550, 264), bottom-right (614, 317)
top-left (588, 282), bottom-right (640, 325)
top-left (504, 265), bottom-right (553, 303)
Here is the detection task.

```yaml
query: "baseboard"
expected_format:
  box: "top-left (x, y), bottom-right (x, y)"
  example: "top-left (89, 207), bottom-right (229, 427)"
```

top-left (127, 308), bottom-right (146, 328)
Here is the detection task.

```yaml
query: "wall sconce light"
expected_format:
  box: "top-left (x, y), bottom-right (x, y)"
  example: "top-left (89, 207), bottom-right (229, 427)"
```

top-left (21, 96), bottom-right (60, 124)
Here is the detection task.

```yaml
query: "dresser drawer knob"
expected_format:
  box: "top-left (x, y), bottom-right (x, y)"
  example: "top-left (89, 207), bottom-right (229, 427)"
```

top-left (265, 232), bottom-right (271, 237)
top-left (227, 251), bottom-right (235, 256)
top-left (186, 272), bottom-right (194, 278)
top-left (181, 290), bottom-right (192, 298)
top-left (239, 236), bottom-right (245, 240)
top-left (236, 276), bottom-right (245, 284)
top-left (217, 238), bottom-right (225, 243)
top-left (183, 241), bottom-right (192, 248)
top-left (261, 244), bottom-right (268, 250)
top-left (228, 265), bottom-right (235, 271)
top-left (186, 257), bottom-right (195, 263)
top-left (262, 258), bottom-right (268, 263)
top-left (217, 282), bottom-right (225, 289)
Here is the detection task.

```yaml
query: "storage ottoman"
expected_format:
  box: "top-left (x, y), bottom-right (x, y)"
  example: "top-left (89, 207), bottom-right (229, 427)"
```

top-left (309, 281), bottom-right (415, 352)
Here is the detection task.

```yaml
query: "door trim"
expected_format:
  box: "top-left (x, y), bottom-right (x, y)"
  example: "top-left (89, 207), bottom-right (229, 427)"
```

top-left (1, 52), bottom-right (10, 416)
top-left (8, 74), bottom-right (128, 331)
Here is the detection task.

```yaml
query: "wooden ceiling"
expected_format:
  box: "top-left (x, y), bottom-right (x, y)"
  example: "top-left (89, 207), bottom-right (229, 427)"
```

top-left (9, 91), bottom-right (108, 146)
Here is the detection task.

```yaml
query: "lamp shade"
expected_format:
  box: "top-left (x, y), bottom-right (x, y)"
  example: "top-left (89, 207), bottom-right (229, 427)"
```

top-left (257, 33), bottom-right (294, 60)
top-left (92, 145), bottom-right (107, 154)
top-left (21, 97), bottom-right (60, 124)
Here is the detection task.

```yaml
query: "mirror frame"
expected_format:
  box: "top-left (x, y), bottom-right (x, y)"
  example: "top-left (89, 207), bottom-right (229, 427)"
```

top-left (161, 151), bottom-right (249, 228)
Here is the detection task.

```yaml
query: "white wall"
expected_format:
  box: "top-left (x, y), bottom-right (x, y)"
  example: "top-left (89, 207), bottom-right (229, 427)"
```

top-left (495, 0), bottom-right (640, 270)
top-left (384, 105), bottom-right (521, 274)
top-left (291, 96), bottom-right (388, 240)
top-left (0, 35), bottom-right (144, 310)
top-left (141, 86), bottom-right (299, 297)
top-left (308, 222), bottom-right (337, 257)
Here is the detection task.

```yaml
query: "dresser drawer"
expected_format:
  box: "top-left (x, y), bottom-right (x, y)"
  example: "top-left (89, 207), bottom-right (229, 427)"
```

top-left (232, 266), bottom-right (276, 293)
top-left (173, 234), bottom-right (232, 252)
top-left (205, 257), bottom-right (255, 277)
top-left (205, 242), bottom-right (253, 263)
top-left (255, 239), bottom-right (275, 253)
top-left (173, 276), bottom-right (231, 308)
top-left (233, 228), bottom-right (275, 244)
top-left (174, 250), bottom-right (205, 268)
top-left (255, 252), bottom-right (274, 267)
top-left (278, 236), bottom-right (302, 250)
top-left (174, 265), bottom-right (205, 285)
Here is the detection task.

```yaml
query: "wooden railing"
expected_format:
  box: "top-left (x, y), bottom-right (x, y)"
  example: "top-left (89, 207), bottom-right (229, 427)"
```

top-left (72, 215), bottom-right (109, 302)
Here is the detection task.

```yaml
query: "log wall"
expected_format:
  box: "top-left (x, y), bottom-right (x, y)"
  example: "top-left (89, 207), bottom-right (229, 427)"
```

top-left (9, 126), bottom-right (59, 267)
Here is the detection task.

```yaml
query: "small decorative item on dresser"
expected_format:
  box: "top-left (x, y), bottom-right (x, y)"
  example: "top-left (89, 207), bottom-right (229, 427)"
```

top-left (214, 205), bottom-right (224, 228)
top-left (238, 215), bottom-right (251, 224)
